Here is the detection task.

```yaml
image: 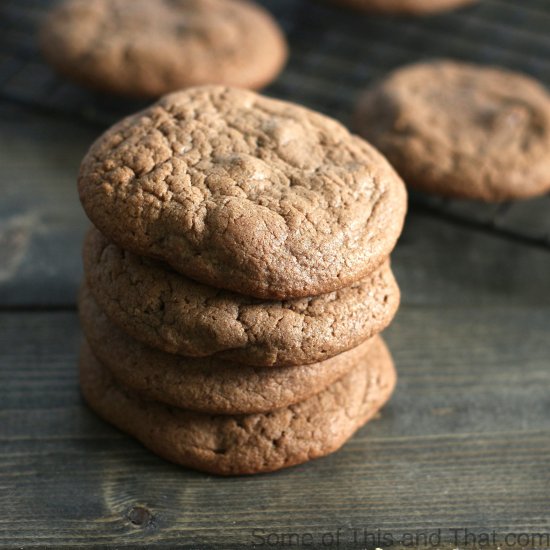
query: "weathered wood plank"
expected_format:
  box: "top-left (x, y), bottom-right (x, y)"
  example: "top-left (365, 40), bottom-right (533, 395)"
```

top-left (0, 105), bottom-right (95, 307)
top-left (1, 309), bottom-right (549, 548)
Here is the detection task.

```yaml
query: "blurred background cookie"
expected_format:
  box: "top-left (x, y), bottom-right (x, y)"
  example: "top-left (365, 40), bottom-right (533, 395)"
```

top-left (40, 0), bottom-right (288, 97)
top-left (355, 60), bottom-right (550, 201)
top-left (326, 0), bottom-right (479, 15)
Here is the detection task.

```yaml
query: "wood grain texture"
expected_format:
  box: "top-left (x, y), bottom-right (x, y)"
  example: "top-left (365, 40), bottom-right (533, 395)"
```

top-left (0, 105), bottom-right (94, 307)
top-left (1, 309), bottom-right (550, 548)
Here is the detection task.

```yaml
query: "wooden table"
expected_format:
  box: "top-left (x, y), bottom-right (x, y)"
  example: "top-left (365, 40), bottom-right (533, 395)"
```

top-left (1, 101), bottom-right (550, 549)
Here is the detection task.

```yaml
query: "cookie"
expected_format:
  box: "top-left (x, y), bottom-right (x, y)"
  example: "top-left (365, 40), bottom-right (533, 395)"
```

top-left (78, 86), bottom-right (407, 299)
top-left (355, 60), bottom-right (550, 201)
top-left (40, 0), bottom-right (287, 98)
top-left (79, 335), bottom-right (396, 474)
top-left (79, 285), bottom-right (379, 414)
top-left (83, 228), bottom-right (399, 366)
top-left (327, 0), bottom-right (478, 15)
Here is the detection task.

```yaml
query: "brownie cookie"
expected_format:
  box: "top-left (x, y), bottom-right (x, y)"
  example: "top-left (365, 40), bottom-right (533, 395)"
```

top-left (83, 228), bottom-right (400, 366)
top-left (79, 285), bottom-right (378, 414)
top-left (78, 86), bottom-right (407, 299)
top-left (355, 60), bottom-right (550, 201)
top-left (40, 0), bottom-right (287, 97)
top-left (328, 0), bottom-right (478, 15)
top-left (79, 336), bottom-right (396, 474)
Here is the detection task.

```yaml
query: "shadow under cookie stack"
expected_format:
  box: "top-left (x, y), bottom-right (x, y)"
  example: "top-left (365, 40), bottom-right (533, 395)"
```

top-left (77, 86), bottom-right (407, 475)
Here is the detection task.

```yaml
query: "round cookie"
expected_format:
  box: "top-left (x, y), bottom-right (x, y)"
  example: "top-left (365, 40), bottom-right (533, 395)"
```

top-left (40, 0), bottom-right (287, 98)
top-left (78, 86), bottom-right (407, 299)
top-left (355, 60), bottom-right (550, 202)
top-left (327, 0), bottom-right (478, 15)
top-left (83, 228), bottom-right (400, 367)
top-left (79, 336), bottom-right (396, 475)
top-left (79, 285), bottom-right (378, 414)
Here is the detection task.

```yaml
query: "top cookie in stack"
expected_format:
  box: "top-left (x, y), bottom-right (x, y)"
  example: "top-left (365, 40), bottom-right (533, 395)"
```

top-left (79, 86), bottom-right (406, 299)
top-left (354, 60), bottom-right (550, 202)
top-left (77, 86), bottom-right (407, 474)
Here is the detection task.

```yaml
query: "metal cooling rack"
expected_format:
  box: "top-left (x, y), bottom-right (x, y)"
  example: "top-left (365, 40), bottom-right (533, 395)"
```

top-left (1, 0), bottom-right (550, 249)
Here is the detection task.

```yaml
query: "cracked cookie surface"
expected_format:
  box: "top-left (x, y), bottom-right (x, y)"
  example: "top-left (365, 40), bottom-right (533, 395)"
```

top-left (80, 285), bottom-right (379, 414)
top-left (79, 86), bottom-right (407, 299)
top-left (355, 60), bottom-right (550, 201)
top-left (83, 228), bottom-right (400, 366)
top-left (40, 0), bottom-right (287, 97)
top-left (328, 0), bottom-right (477, 15)
top-left (79, 335), bottom-right (396, 474)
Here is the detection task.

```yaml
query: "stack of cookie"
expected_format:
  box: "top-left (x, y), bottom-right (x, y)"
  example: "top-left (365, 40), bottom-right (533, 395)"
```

top-left (77, 86), bottom-right (407, 475)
